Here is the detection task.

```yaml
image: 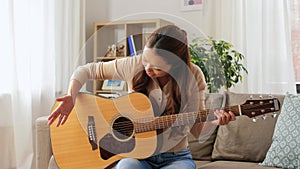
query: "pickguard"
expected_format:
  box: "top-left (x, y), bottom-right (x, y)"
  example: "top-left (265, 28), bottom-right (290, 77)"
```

top-left (99, 133), bottom-right (135, 160)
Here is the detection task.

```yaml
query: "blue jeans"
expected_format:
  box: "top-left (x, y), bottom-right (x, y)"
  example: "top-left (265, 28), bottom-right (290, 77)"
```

top-left (115, 148), bottom-right (196, 169)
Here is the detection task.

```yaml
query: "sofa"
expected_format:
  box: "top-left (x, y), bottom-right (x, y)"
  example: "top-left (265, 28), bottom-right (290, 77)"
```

top-left (36, 91), bottom-right (297, 169)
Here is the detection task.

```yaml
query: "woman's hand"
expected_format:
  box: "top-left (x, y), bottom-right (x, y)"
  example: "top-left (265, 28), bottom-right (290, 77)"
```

top-left (212, 110), bottom-right (236, 125)
top-left (48, 95), bottom-right (74, 127)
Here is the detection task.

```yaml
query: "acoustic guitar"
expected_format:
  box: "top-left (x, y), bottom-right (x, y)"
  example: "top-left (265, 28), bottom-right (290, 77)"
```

top-left (50, 92), bottom-right (281, 169)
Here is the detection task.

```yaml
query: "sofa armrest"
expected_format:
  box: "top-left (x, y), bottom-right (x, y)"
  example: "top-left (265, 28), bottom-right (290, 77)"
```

top-left (35, 116), bottom-right (52, 169)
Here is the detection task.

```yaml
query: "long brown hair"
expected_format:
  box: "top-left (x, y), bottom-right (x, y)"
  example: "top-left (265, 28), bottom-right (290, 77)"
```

top-left (132, 25), bottom-right (192, 115)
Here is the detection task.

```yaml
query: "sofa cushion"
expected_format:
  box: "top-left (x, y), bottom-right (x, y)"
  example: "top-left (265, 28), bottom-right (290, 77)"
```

top-left (199, 161), bottom-right (278, 169)
top-left (260, 94), bottom-right (300, 169)
top-left (48, 156), bottom-right (59, 169)
top-left (194, 160), bottom-right (211, 168)
top-left (212, 92), bottom-right (285, 162)
top-left (36, 116), bottom-right (52, 169)
top-left (189, 92), bottom-right (225, 160)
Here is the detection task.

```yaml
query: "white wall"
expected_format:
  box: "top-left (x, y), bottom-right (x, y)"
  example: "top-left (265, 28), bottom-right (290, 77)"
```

top-left (85, 0), bottom-right (109, 40)
top-left (85, 0), bottom-right (215, 43)
top-left (84, 0), bottom-right (217, 91)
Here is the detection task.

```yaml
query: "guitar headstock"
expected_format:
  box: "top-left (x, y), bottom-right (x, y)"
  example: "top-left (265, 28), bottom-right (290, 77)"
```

top-left (240, 98), bottom-right (281, 119)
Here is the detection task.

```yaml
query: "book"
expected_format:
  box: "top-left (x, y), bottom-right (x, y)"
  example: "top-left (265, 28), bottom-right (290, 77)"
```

top-left (127, 34), bottom-right (143, 56)
top-left (101, 80), bottom-right (125, 91)
top-left (127, 35), bottom-right (135, 56)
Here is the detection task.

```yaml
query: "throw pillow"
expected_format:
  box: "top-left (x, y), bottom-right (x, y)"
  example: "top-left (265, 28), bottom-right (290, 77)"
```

top-left (188, 92), bottom-right (225, 160)
top-left (259, 94), bottom-right (300, 169)
top-left (212, 92), bottom-right (286, 162)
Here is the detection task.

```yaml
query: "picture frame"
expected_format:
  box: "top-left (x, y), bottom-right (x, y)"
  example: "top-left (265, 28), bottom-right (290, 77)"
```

top-left (180, 0), bottom-right (203, 11)
top-left (101, 80), bottom-right (125, 91)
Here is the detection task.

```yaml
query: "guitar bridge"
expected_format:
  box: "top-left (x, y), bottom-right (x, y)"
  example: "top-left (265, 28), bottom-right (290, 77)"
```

top-left (87, 116), bottom-right (98, 150)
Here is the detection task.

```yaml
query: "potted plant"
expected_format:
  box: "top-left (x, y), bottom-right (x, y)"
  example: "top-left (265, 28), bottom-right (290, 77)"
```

top-left (189, 36), bottom-right (248, 93)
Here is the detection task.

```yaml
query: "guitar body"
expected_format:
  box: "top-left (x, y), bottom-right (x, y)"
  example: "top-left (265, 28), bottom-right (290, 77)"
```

top-left (50, 92), bottom-right (157, 169)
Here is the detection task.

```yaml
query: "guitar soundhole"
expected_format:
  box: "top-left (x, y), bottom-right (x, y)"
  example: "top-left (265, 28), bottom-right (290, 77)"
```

top-left (112, 117), bottom-right (134, 140)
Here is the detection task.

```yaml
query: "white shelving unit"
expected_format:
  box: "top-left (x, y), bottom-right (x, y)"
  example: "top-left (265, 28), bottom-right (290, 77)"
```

top-left (92, 19), bottom-right (173, 94)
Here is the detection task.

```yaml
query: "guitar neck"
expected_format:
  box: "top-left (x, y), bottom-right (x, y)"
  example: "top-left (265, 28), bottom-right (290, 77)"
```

top-left (135, 105), bottom-right (240, 133)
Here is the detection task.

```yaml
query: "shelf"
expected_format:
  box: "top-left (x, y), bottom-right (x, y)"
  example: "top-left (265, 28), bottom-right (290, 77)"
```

top-left (91, 19), bottom-right (173, 94)
top-left (96, 57), bottom-right (124, 60)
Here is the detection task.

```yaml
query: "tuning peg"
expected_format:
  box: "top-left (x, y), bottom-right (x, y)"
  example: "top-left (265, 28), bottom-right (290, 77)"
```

top-left (249, 95), bottom-right (253, 99)
top-left (268, 94), bottom-right (273, 98)
top-left (252, 117), bottom-right (258, 122)
top-left (259, 95), bottom-right (263, 99)
top-left (272, 112), bottom-right (277, 118)
top-left (262, 114), bottom-right (267, 120)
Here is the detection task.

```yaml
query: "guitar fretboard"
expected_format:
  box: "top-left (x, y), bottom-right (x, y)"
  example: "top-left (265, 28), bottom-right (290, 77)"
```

top-left (135, 106), bottom-right (240, 133)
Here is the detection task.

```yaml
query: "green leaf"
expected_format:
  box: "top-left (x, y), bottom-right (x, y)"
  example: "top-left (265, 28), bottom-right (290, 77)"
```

top-left (189, 36), bottom-right (248, 93)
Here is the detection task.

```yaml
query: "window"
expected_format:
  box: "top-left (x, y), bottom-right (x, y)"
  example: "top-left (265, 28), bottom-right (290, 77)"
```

top-left (290, 0), bottom-right (300, 93)
top-left (0, 0), bottom-right (13, 94)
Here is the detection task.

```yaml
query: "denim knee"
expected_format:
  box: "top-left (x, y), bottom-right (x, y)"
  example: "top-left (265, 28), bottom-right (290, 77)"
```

top-left (115, 158), bottom-right (150, 169)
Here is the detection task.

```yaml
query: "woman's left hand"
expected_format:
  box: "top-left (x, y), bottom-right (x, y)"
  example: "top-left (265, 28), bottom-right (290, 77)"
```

top-left (213, 110), bottom-right (236, 125)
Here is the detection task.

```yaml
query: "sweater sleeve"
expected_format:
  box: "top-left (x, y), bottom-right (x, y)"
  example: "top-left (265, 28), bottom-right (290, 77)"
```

top-left (189, 63), bottom-right (208, 138)
top-left (70, 55), bottom-right (143, 85)
top-left (187, 63), bottom-right (207, 112)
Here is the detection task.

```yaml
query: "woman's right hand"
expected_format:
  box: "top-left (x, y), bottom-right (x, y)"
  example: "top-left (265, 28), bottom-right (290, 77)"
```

top-left (48, 95), bottom-right (74, 127)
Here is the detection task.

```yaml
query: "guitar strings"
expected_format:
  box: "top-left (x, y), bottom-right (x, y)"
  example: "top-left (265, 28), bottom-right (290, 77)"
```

top-left (108, 102), bottom-right (276, 134)
top-left (110, 104), bottom-right (273, 133)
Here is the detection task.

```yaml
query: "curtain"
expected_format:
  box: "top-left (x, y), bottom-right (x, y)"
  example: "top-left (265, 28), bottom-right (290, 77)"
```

top-left (203, 0), bottom-right (296, 94)
top-left (0, 0), bottom-right (85, 169)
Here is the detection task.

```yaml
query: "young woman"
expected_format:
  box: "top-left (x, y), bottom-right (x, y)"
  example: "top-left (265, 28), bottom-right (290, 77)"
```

top-left (48, 25), bottom-right (235, 169)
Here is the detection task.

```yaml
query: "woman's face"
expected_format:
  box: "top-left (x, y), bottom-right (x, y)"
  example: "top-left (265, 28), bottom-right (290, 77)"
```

top-left (142, 47), bottom-right (171, 78)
